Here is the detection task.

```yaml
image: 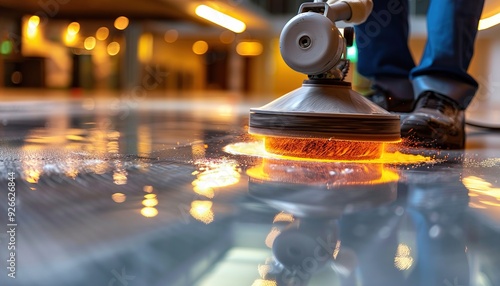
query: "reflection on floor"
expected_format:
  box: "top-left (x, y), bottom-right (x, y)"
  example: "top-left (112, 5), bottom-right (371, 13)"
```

top-left (0, 89), bottom-right (499, 286)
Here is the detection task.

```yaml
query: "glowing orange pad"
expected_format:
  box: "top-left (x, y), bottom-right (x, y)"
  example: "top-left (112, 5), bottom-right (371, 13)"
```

top-left (224, 141), bottom-right (432, 164)
top-left (264, 136), bottom-right (384, 160)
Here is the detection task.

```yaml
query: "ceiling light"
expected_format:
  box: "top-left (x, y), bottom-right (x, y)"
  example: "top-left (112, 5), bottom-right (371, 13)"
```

top-left (67, 22), bottom-right (80, 35)
top-left (192, 40), bottom-right (209, 55)
top-left (107, 42), bottom-right (120, 56)
top-left (84, 37), bottom-right (96, 50)
top-left (195, 5), bottom-right (246, 33)
top-left (96, 27), bottom-right (109, 40)
top-left (479, 12), bottom-right (500, 30)
top-left (236, 41), bottom-right (263, 56)
top-left (28, 15), bottom-right (40, 29)
top-left (114, 16), bottom-right (129, 30)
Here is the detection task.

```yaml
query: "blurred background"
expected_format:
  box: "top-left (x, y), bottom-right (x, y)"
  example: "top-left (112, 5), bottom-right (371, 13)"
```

top-left (0, 0), bottom-right (499, 104)
top-left (1, 3), bottom-right (500, 285)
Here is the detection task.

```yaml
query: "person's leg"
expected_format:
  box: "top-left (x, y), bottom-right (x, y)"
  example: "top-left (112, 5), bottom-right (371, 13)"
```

top-left (410, 0), bottom-right (485, 108)
top-left (355, 0), bottom-right (415, 111)
top-left (401, 0), bottom-right (485, 149)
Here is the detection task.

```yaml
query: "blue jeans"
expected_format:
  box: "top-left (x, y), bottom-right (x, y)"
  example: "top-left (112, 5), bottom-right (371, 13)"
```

top-left (355, 0), bottom-right (485, 109)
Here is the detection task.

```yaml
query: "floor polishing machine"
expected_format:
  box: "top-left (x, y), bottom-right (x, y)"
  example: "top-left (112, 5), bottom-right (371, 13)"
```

top-left (248, 0), bottom-right (400, 160)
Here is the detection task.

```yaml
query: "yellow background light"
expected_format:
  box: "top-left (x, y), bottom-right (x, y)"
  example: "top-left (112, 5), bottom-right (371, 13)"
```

top-left (84, 36), bottom-right (96, 50)
top-left (27, 15), bottom-right (40, 38)
top-left (479, 12), bottom-right (500, 30)
top-left (28, 15), bottom-right (40, 29)
top-left (195, 5), bottom-right (246, 33)
top-left (107, 42), bottom-right (120, 56)
top-left (138, 33), bottom-right (154, 63)
top-left (114, 16), bottom-right (129, 30)
top-left (236, 41), bottom-right (263, 56)
top-left (64, 22), bottom-right (80, 46)
top-left (67, 22), bottom-right (80, 35)
top-left (96, 27), bottom-right (109, 40)
top-left (192, 40), bottom-right (209, 55)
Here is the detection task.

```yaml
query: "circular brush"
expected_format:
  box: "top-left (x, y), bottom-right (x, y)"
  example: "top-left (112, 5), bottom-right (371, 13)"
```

top-left (264, 137), bottom-right (384, 161)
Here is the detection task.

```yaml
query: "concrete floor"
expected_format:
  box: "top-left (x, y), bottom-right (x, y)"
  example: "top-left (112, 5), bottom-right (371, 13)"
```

top-left (0, 89), bottom-right (500, 286)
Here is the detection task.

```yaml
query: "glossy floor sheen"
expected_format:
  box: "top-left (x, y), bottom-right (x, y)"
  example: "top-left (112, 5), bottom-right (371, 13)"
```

top-left (1, 91), bottom-right (500, 286)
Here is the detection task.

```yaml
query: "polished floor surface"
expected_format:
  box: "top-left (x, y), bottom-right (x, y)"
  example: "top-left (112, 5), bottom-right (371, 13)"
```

top-left (1, 90), bottom-right (500, 286)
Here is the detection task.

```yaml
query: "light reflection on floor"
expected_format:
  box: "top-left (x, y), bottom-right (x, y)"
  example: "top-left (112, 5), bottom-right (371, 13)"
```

top-left (224, 141), bottom-right (433, 164)
top-left (0, 91), bottom-right (500, 286)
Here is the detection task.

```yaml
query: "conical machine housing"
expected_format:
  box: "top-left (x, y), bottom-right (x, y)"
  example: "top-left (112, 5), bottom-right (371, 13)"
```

top-left (249, 80), bottom-right (401, 142)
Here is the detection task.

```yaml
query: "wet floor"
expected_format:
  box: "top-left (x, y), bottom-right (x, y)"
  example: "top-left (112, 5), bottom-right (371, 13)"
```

top-left (1, 91), bottom-right (500, 286)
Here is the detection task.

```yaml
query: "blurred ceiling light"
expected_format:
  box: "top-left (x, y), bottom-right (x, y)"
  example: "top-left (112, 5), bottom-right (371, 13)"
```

top-left (27, 15), bottom-right (41, 38)
top-left (67, 22), bottom-right (80, 35)
top-left (28, 15), bottom-right (40, 29)
top-left (84, 36), bottom-right (96, 50)
top-left (107, 41), bottom-right (120, 56)
top-left (195, 4), bottom-right (246, 33)
top-left (96, 27), bottom-right (109, 40)
top-left (64, 22), bottom-right (80, 45)
top-left (220, 30), bottom-right (235, 44)
top-left (114, 16), bottom-right (129, 30)
top-left (138, 33), bottom-right (153, 63)
top-left (479, 12), bottom-right (500, 30)
top-left (164, 29), bottom-right (179, 43)
top-left (192, 40), bottom-right (209, 55)
top-left (236, 41), bottom-right (263, 56)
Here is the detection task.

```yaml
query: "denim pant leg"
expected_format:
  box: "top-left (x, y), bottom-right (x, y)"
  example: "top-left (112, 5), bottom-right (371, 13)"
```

top-left (355, 0), bottom-right (415, 100)
top-left (411, 0), bottom-right (485, 109)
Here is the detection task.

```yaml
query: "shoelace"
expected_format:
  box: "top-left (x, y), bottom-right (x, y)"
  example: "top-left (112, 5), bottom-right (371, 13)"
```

top-left (417, 93), bottom-right (454, 114)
